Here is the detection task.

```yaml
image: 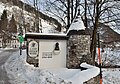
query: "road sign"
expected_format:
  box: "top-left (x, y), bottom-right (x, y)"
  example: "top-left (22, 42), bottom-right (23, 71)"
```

top-left (18, 35), bottom-right (24, 43)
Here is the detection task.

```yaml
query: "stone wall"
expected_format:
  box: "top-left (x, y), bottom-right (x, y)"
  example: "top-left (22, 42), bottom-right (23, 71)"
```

top-left (67, 35), bottom-right (92, 68)
top-left (83, 75), bottom-right (100, 84)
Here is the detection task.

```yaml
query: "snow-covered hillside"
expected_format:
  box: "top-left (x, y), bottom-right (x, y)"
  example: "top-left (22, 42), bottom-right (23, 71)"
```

top-left (0, 2), bottom-right (59, 34)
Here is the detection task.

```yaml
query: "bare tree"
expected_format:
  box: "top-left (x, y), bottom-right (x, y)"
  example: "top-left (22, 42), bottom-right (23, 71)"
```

top-left (40, 0), bottom-right (80, 29)
top-left (88, 0), bottom-right (120, 64)
top-left (33, 0), bottom-right (42, 33)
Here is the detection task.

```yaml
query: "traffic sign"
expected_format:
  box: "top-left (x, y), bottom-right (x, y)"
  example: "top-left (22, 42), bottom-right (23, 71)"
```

top-left (18, 35), bottom-right (24, 43)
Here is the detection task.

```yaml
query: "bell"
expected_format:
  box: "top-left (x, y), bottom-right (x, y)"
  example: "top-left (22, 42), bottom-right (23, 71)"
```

top-left (54, 42), bottom-right (60, 50)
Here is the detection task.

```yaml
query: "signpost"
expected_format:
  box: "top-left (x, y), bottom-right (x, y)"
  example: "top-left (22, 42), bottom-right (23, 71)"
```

top-left (18, 35), bottom-right (24, 55)
top-left (18, 35), bottom-right (24, 43)
top-left (98, 33), bottom-right (102, 84)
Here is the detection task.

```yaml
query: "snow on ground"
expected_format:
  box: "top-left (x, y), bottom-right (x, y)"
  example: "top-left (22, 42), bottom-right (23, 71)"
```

top-left (0, 48), bottom-right (15, 53)
top-left (4, 50), bottom-right (99, 84)
top-left (101, 48), bottom-right (120, 66)
top-left (0, 49), bottom-right (2, 53)
top-left (5, 50), bottom-right (70, 84)
top-left (103, 68), bottom-right (120, 84)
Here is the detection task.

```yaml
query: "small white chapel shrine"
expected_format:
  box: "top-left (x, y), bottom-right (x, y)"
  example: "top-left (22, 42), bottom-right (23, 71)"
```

top-left (25, 33), bottom-right (68, 68)
top-left (25, 12), bottom-right (92, 69)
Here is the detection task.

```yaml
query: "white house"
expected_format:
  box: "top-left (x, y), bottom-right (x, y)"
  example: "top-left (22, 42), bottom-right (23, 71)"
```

top-left (25, 33), bottom-right (68, 69)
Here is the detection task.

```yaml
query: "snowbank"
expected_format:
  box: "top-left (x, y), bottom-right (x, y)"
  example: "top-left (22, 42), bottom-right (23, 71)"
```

top-left (67, 63), bottom-right (100, 84)
top-left (4, 50), bottom-right (71, 84)
top-left (4, 50), bottom-right (99, 84)
top-left (48, 63), bottom-right (100, 84)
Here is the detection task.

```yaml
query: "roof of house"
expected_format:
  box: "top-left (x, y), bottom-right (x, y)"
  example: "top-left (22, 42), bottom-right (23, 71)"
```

top-left (25, 33), bottom-right (68, 40)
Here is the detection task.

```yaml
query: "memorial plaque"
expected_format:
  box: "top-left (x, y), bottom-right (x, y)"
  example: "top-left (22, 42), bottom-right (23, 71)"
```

top-left (28, 40), bottom-right (38, 57)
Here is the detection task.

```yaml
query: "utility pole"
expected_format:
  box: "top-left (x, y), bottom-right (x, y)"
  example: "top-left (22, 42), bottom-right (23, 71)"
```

top-left (85, 0), bottom-right (88, 29)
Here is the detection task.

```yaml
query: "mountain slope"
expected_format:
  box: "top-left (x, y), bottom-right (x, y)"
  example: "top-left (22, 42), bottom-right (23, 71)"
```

top-left (0, 0), bottom-right (61, 31)
top-left (99, 23), bottom-right (120, 44)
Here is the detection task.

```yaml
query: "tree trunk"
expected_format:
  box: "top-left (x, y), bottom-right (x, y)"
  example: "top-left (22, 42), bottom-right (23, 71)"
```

top-left (85, 0), bottom-right (88, 29)
top-left (67, 0), bottom-right (70, 29)
top-left (90, 0), bottom-right (99, 65)
top-left (71, 0), bottom-right (74, 22)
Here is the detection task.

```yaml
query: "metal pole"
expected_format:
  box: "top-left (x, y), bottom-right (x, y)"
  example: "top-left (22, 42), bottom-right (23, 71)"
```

top-left (98, 33), bottom-right (102, 84)
top-left (20, 42), bottom-right (22, 55)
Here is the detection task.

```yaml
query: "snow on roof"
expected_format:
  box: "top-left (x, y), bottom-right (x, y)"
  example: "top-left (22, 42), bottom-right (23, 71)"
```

top-left (67, 15), bottom-right (86, 34)
top-left (26, 32), bottom-right (67, 36)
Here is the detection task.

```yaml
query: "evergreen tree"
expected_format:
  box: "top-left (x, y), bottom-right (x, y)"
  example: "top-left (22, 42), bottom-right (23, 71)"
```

top-left (8, 14), bottom-right (17, 33)
top-left (0, 10), bottom-right (8, 31)
top-left (0, 10), bottom-right (8, 48)
top-left (1, 10), bottom-right (7, 20)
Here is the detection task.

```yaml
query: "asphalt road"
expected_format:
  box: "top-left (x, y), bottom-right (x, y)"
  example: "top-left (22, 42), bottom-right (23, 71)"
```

top-left (0, 49), bottom-right (18, 84)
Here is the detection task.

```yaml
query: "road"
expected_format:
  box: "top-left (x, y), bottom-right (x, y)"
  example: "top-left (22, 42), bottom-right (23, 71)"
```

top-left (0, 49), bottom-right (18, 84)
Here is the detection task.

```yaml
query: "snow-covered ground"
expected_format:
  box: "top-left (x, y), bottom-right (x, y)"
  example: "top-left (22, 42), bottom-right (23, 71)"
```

top-left (1, 48), bottom-right (120, 84)
top-left (0, 49), bottom-right (100, 84)
top-left (103, 68), bottom-right (120, 84)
